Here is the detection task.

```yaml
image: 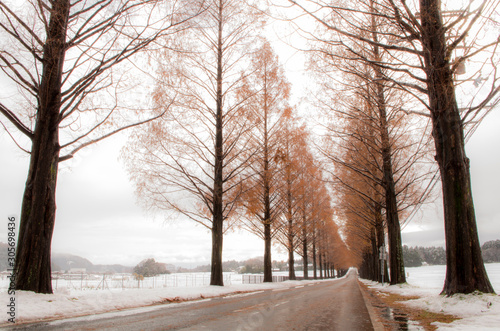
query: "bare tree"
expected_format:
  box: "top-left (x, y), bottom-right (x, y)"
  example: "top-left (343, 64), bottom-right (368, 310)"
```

top-left (294, 157), bottom-right (321, 280)
top-left (123, 0), bottom-right (263, 286)
top-left (274, 116), bottom-right (309, 280)
top-left (0, 0), bottom-right (199, 293)
top-left (311, 37), bottom-right (434, 284)
top-left (273, 120), bottom-right (328, 280)
top-left (316, 209), bottom-right (352, 278)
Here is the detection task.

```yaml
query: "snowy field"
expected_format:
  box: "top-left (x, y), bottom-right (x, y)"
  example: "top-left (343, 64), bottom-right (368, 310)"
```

top-left (362, 263), bottom-right (500, 330)
top-left (1, 264), bottom-right (499, 328)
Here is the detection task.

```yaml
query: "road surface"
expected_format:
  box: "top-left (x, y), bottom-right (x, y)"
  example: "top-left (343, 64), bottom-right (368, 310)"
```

top-left (8, 271), bottom-right (376, 330)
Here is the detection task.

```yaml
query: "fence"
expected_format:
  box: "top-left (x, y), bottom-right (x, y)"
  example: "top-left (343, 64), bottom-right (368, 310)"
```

top-left (241, 274), bottom-right (298, 284)
top-left (0, 271), bottom-right (313, 292)
top-left (48, 272), bottom-right (236, 291)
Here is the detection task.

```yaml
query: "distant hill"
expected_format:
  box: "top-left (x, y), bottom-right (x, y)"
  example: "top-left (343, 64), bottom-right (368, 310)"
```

top-left (0, 242), bottom-right (10, 271)
top-left (0, 243), bottom-right (132, 273)
top-left (51, 253), bottom-right (133, 273)
top-left (51, 253), bottom-right (94, 271)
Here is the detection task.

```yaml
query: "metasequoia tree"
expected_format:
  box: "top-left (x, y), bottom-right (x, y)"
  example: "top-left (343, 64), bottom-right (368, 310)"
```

top-left (323, 217), bottom-right (352, 277)
top-left (123, 0), bottom-right (262, 286)
top-left (271, 114), bottom-right (346, 280)
top-left (294, 157), bottom-right (323, 279)
top-left (312, 39), bottom-right (433, 284)
top-left (335, 150), bottom-right (386, 281)
top-left (307, 192), bottom-right (353, 280)
top-left (0, 0), bottom-right (197, 294)
top-left (274, 116), bottom-right (309, 280)
top-left (312, 32), bottom-right (409, 283)
top-left (307, 181), bottom-right (334, 279)
top-left (325, 99), bottom-right (387, 281)
top-left (288, 0), bottom-right (498, 294)
top-left (240, 40), bottom-right (291, 282)
top-left (324, 94), bottom-right (431, 284)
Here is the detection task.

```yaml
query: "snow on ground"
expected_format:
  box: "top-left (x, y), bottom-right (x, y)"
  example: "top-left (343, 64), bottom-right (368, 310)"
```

top-left (0, 274), bottom-right (338, 325)
top-left (361, 263), bottom-right (500, 330)
top-left (3, 264), bottom-right (500, 328)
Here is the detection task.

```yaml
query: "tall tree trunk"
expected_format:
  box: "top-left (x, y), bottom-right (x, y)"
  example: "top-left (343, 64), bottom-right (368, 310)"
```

top-left (210, 216), bottom-right (224, 286)
top-left (383, 168), bottom-right (405, 285)
top-left (375, 206), bottom-right (385, 283)
top-left (324, 250), bottom-right (329, 278)
top-left (302, 218), bottom-right (308, 279)
top-left (312, 234), bottom-right (317, 279)
top-left (371, 228), bottom-right (378, 281)
top-left (420, 0), bottom-right (494, 295)
top-left (318, 249), bottom-right (323, 279)
top-left (286, 181), bottom-right (296, 280)
top-left (263, 105), bottom-right (272, 283)
top-left (15, 0), bottom-right (69, 294)
top-left (211, 0), bottom-right (225, 286)
top-left (288, 246), bottom-right (296, 280)
top-left (376, 91), bottom-right (405, 285)
top-left (263, 222), bottom-right (272, 282)
top-left (370, 0), bottom-right (405, 284)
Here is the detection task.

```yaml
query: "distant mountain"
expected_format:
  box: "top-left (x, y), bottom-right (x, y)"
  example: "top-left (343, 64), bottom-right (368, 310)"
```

top-left (0, 243), bottom-right (132, 273)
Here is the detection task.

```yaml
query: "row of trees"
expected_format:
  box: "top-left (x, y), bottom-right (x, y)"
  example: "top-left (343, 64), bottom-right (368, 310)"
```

top-left (287, 0), bottom-right (499, 295)
top-left (1, 0), bottom-right (497, 296)
top-left (310, 2), bottom-right (438, 285)
top-left (405, 241), bottom-right (500, 267)
top-left (124, 29), bottom-right (349, 284)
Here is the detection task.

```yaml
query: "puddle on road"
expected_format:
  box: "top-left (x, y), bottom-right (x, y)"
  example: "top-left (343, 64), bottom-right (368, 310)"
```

top-left (375, 305), bottom-right (424, 330)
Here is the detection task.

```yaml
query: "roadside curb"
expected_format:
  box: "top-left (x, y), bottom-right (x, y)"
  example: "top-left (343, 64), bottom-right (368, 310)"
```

top-left (357, 280), bottom-right (385, 331)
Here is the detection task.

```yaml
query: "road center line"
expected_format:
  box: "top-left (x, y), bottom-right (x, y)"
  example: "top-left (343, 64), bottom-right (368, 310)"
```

top-left (233, 302), bottom-right (265, 313)
top-left (274, 300), bottom-right (289, 307)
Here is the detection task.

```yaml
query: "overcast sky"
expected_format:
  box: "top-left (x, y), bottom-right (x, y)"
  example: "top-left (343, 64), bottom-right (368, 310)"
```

top-left (1, 103), bottom-right (499, 268)
top-left (401, 109), bottom-right (500, 247)
top-left (1, 13), bottom-right (499, 268)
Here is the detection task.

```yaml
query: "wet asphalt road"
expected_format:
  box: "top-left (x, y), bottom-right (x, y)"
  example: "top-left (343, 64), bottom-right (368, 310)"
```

top-left (6, 271), bottom-right (374, 331)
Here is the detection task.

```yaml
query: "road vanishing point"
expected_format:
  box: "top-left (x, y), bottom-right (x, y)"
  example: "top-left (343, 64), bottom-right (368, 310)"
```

top-left (7, 271), bottom-right (383, 331)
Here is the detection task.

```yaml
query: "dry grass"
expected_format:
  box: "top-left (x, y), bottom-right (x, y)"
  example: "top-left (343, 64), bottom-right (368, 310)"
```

top-left (360, 282), bottom-right (459, 330)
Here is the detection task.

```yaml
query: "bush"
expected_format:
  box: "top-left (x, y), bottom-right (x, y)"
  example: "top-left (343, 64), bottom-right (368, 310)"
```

top-left (133, 258), bottom-right (169, 277)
